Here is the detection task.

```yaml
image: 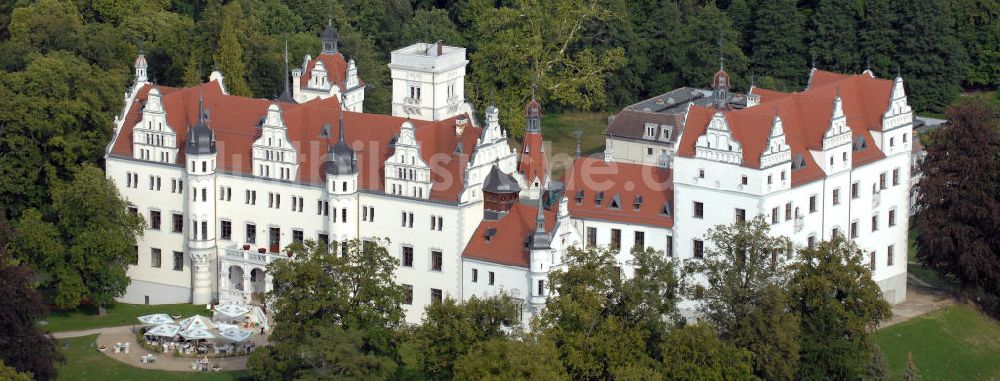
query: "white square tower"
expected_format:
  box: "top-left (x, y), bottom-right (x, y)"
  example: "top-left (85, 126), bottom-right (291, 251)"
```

top-left (389, 41), bottom-right (468, 121)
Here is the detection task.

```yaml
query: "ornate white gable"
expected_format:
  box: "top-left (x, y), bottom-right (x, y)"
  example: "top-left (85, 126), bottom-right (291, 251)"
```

top-left (345, 59), bottom-right (359, 89)
top-left (251, 103), bottom-right (299, 180)
top-left (307, 60), bottom-right (330, 90)
top-left (461, 106), bottom-right (518, 204)
top-left (760, 114), bottom-right (791, 168)
top-left (822, 95), bottom-right (852, 150)
top-left (695, 112), bottom-right (743, 165)
top-left (385, 120), bottom-right (433, 199)
top-left (882, 76), bottom-right (912, 131)
top-left (132, 88), bottom-right (178, 163)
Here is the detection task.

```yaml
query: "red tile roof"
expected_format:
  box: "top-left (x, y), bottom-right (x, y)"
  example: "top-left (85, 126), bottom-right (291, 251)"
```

top-left (678, 71), bottom-right (893, 186)
top-left (462, 203), bottom-right (557, 268)
top-left (562, 157), bottom-right (674, 228)
top-left (518, 132), bottom-right (547, 184)
top-left (110, 81), bottom-right (479, 202)
top-left (300, 52), bottom-right (361, 89)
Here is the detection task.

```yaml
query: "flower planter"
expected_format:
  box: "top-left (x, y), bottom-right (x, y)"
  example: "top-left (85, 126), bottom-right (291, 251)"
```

top-left (242, 244), bottom-right (250, 250)
top-left (257, 248), bottom-right (266, 254)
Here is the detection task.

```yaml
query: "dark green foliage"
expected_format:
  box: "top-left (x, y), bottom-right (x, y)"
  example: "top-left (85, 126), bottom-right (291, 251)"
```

top-left (248, 239), bottom-right (406, 380)
top-left (750, 0), bottom-right (807, 88)
top-left (411, 295), bottom-right (520, 379)
top-left (11, 164), bottom-right (145, 309)
top-left (789, 237), bottom-right (892, 380)
top-left (400, 8), bottom-right (465, 47)
top-left (0, 252), bottom-right (63, 380)
top-left (866, 346), bottom-right (890, 381)
top-left (859, 0), bottom-right (896, 76)
top-left (452, 337), bottom-right (568, 380)
top-left (915, 99), bottom-right (1000, 295)
top-left (659, 323), bottom-right (756, 381)
top-left (892, 0), bottom-right (968, 112)
top-left (809, 0), bottom-right (861, 73)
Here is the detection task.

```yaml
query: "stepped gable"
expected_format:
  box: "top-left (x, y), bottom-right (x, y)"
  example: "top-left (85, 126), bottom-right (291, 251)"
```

top-left (678, 70), bottom-right (893, 186)
top-left (110, 81), bottom-right (478, 202)
top-left (562, 157), bottom-right (674, 228)
top-left (301, 52), bottom-right (363, 89)
top-left (463, 203), bottom-right (557, 268)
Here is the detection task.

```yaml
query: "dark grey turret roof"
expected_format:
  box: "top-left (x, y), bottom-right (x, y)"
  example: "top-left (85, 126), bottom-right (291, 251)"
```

top-left (325, 106), bottom-right (356, 176)
top-left (185, 93), bottom-right (216, 155)
top-left (321, 18), bottom-right (338, 54)
top-left (482, 164), bottom-right (520, 193)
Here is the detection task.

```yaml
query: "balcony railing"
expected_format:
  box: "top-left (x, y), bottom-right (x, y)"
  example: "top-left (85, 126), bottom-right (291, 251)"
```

top-left (223, 247), bottom-right (288, 266)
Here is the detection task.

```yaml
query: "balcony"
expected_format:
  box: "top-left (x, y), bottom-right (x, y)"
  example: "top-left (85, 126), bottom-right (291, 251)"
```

top-left (223, 246), bottom-right (288, 266)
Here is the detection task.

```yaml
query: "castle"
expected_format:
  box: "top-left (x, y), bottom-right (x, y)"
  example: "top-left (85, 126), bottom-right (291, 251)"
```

top-left (108, 23), bottom-right (911, 323)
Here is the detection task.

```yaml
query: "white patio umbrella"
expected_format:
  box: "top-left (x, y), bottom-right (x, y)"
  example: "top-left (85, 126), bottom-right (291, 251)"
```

top-left (217, 327), bottom-right (253, 342)
top-left (214, 304), bottom-right (251, 319)
top-left (179, 315), bottom-right (216, 331)
top-left (137, 314), bottom-right (174, 325)
top-left (178, 327), bottom-right (216, 341)
top-left (215, 322), bottom-right (239, 332)
top-left (143, 324), bottom-right (180, 338)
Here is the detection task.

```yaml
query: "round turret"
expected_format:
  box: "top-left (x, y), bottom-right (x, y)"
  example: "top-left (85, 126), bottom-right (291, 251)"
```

top-left (524, 98), bottom-right (541, 119)
top-left (321, 18), bottom-right (339, 54)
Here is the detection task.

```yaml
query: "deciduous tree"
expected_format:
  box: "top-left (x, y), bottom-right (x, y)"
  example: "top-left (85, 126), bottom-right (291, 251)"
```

top-left (789, 237), bottom-right (892, 380)
top-left (915, 99), bottom-right (1000, 297)
top-left (750, 0), bottom-right (807, 89)
top-left (411, 295), bottom-right (520, 379)
top-left (452, 337), bottom-right (568, 381)
top-left (0, 252), bottom-right (63, 381)
top-left (691, 217), bottom-right (799, 380)
top-left (248, 239), bottom-right (406, 380)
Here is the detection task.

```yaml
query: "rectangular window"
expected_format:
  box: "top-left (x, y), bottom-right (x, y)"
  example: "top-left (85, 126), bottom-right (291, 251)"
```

top-left (879, 173), bottom-right (887, 190)
top-left (634, 231), bottom-right (645, 250)
top-left (430, 215), bottom-right (436, 230)
top-left (666, 236), bottom-right (673, 257)
top-left (888, 245), bottom-right (895, 266)
top-left (489, 271), bottom-right (495, 285)
top-left (871, 214), bottom-right (879, 232)
top-left (808, 235), bottom-right (816, 248)
top-left (771, 207), bottom-right (779, 224)
top-left (431, 288), bottom-right (442, 303)
top-left (693, 239), bottom-right (704, 259)
top-left (151, 248), bottom-right (161, 268)
top-left (402, 246), bottom-right (413, 267)
top-left (131, 245), bottom-right (138, 265)
top-left (851, 221), bottom-right (858, 239)
top-left (149, 175), bottom-right (154, 190)
top-left (431, 250), bottom-right (442, 272)
top-left (436, 216), bottom-right (443, 231)
top-left (246, 224), bottom-right (256, 244)
top-left (201, 221), bottom-right (207, 241)
top-left (268, 193), bottom-right (274, 208)
top-left (537, 280), bottom-right (545, 296)
top-left (129, 206), bottom-right (137, 215)
top-left (586, 227), bottom-right (597, 247)
top-left (851, 182), bottom-right (859, 199)
top-left (610, 229), bottom-right (621, 250)
top-left (810, 195), bottom-right (818, 213)
top-left (201, 188), bottom-right (207, 202)
top-left (172, 213), bottom-right (183, 233)
top-left (785, 203), bottom-right (792, 221)
top-left (693, 201), bottom-right (704, 218)
top-left (403, 285), bottom-right (413, 305)
top-left (150, 210), bottom-right (161, 230)
top-left (292, 229), bottom-right (303, 244)
top-left (833, 188), bottom-right (841, 205)
top-left (893, 168), bottom-right (900, 186)
top-left (318, 233), bottom-right (328, 244)
top-left (869, 251), bottom-right (876, 270)
top-left (221, 221), bottom-right (232, 240)
top-left (269, 227), bottom-right (280, 252)
top-left (342, 208), bottom-right (348, 223)
top-left (735, 208), bottom-right (746, 223)
top-left (889, 209), bottom-right (897, 227)
top-left (472, 268), bottom-right (478, 283)
top-left (172, 251), bottom-right (183, 271)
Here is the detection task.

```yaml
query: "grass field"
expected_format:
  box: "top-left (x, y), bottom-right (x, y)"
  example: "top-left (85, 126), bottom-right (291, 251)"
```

top-left (877, 304), bottom-right (1000, 380)
top-left (907, 227), bottom-right (959, 292)
top-left (42, 303), bottom-right (209, 332)
top-left (55, 334), bottom-right (247, 381)
top-left (527, 112), bottom-right (609, 179)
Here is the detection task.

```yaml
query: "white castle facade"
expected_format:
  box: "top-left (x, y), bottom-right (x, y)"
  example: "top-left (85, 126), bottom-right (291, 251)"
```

top-left (107, 26), bottom-right (910, 324)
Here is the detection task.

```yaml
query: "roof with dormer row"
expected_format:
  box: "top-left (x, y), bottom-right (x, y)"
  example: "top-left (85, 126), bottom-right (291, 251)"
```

top-left (110, 81), bottom-right (479, 202)
top-left (562, 157), bottom-right (675, 229)
top-left (462, 202), bottom-right (558, 268)
top-left (677, 70), bottom-right (894, 186)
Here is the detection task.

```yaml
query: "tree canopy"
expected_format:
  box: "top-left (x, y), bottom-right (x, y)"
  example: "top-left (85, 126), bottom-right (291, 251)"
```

top-left (0, 251), bottom-right (63, 380)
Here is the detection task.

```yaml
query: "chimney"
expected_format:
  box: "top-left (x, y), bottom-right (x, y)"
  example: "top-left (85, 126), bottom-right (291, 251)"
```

top-left (436, 40), bottom-right (444, 56)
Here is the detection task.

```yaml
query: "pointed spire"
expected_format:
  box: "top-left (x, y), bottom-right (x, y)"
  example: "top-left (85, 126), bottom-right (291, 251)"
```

top-left (198, 88), bottom-right (205, 123)
top-left (277, 37), bottom-right (293, 103)
top-left (718, 30), bottom-right (725, 71)
top-left (535, 176), bottom-right (546, 231)
top-left (337, 93), bottom-right (345, 144)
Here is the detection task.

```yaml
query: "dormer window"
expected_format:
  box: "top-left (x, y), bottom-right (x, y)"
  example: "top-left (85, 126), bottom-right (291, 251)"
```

top-left (661, 126), bottom-right (672, 140)
top-left (575, 190), bottom-right (584, 204)
top-left (661, 202), bottom-right (672, 216)
top-left (485, 228), bottom-right (496, 242)
top-left (633, 195), bottom-right (643, 211)
top-left (852, 136), bottom-right (867, 152)
top-left (791, 154), bottom-right (807, 170)
top-left (595, 191), bottom-right (604, 207)
top-left (609, 194), bottom-right (621, 209)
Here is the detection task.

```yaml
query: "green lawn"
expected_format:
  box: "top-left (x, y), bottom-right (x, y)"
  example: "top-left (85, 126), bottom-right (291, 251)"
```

top-left (907, 227), bottom-right (959, 292)
top-left (528, 112), bottom-right (608, 179)
top-left (55, 335), bottom-right (247, 381)
top-left (42, 303), bottom-right (209, 333)
top-left (877, 304), bottom-right (1000, 380)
